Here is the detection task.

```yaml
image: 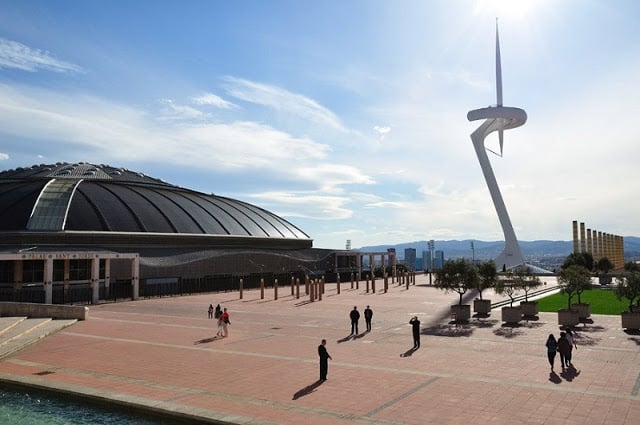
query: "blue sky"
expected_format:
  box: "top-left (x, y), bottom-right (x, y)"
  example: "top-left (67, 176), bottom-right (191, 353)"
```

top-left (1, 0), bottom-right (639, 249)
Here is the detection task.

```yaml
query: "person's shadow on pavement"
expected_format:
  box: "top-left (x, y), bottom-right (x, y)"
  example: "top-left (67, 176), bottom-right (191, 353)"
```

top-left (560, 365), bottom-right (581, 382)
top-left (292, 380), bottom-right (324, 400)
top-left (400, 346), bottom-right (419, 357)
top-left (548, 371), bottom-right (562, 384)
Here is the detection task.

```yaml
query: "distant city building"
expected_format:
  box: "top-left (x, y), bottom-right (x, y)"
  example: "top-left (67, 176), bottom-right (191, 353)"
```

top-left (422, 250), bottom-right (432, 271)
top-left (433, 250), bottom-right (445, 270)
top-left (387, 248), bottom-right (396, 267)
top-left (404, 248), bottom-right (416, 271)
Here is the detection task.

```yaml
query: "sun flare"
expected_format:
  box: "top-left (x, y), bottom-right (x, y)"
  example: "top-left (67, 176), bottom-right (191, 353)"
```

top-left (474, 0), bottom-right (539, 19)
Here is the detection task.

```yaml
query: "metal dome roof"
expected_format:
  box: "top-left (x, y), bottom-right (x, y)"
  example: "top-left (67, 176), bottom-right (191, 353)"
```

top-left (0, 163), bottom-right (310, 240)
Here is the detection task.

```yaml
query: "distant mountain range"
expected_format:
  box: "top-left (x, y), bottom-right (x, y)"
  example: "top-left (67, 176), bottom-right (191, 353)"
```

top-left (358, 237), bottom-right (640, 262)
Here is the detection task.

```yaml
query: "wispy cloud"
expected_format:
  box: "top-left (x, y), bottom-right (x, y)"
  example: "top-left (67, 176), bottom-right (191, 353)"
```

top-left (0, 153), bottom-right (9, 160)
top-left (247, 191), bottom-right (353, 220)
top-left (158, 99), bottom-right (205, 121)
top-left (191, 92), bottom-right (236, 109)
top-left (0, 38), bottom-right (82, 73)
top-left (373, 125), bottom-right (391, 141)
top-left (222, 76), bottom-right (347, 131)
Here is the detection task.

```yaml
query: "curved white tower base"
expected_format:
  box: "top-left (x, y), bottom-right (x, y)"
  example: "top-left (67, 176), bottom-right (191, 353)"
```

top-left (467, 22), bottom-right (527, 271)
top-left (469, 115), bottom-right (525, 271)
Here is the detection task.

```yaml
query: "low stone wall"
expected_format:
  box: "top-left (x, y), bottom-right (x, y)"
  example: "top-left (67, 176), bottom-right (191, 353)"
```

top-left (0, 302), bottom-right (88, 320)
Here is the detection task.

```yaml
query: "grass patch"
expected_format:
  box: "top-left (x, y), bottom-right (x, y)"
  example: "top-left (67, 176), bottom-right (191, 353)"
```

top-left (537, 288), bottom-right (630, 315)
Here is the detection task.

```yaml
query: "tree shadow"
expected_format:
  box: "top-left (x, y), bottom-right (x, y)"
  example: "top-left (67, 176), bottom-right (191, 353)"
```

top-left (471, 318), bottom-right (499, 329)
top-left (292, 380), bottom-right (324, 400)
top-left (493, 324), bottom-right (524, 338)
top-left (560, 365), bottom-right (581, 382)
top-left (422, 324), bottom-right (474, 337)
top-left (400, 347), bottom-right (419, 357)
top-left (570, 333), bottom-right (600, 346)
top-left (548, 371), bottom-right (562, 384)
top-left (520, 321), bottom-right (545, 329)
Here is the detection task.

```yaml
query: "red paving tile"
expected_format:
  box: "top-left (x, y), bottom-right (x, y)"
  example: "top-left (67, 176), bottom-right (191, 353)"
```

top-left (1, 275), bottom-right (639, 424)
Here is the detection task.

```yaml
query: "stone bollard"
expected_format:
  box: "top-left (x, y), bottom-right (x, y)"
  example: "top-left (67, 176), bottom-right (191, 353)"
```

top-left (239, 278), bottom-right (244, 299)
top-left (310, 279), bottom-right (315, 301)
top-left (356, 275), bottom-right (359, 290)
top-left (260, 277), bottom-right (265, 299)
top-left (305, 275), bottom-right (309, 295)
top-left (350, 273), bottom-right (354, 289)
top-left (291, 276), bottom-right (295, 296)
top-left (372, 275), bottom-right (376, 293)
top-left (384, 273), bottom-right (388, 293)
top-left (274, 278), bottom-right (278, 300)
top-left (318, 280), bottom-right (323, 301)
top-left (296, 277), bottom-right (300, 299)
top-left (366, 275), bottom-right (370, 293)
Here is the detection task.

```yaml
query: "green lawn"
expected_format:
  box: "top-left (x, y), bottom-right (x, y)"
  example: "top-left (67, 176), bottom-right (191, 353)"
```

top-left (537, 288), bottom-right (631, 315)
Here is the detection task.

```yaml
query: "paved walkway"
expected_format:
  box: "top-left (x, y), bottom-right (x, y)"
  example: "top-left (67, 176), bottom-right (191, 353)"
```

top-left (0, 275), bottom-right (638, 424)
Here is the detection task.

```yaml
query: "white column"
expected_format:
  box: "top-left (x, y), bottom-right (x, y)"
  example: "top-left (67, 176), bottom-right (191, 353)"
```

top-left (44, 257), bottom-right (53, 304)
top-left (91, 256), bottom-right (100, 304)
top-left (131, 255), bottom-right (140, 300)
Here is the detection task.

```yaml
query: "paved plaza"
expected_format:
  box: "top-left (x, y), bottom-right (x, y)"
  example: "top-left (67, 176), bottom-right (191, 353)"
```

top-left (0, 274), bottom-right (639, 424)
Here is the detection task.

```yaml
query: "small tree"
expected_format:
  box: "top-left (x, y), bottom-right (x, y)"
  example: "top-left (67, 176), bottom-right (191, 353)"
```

top-left (476, 260), bottom-right (497, 300)
top-left (514, 266), bottom-right (542, 302)
top-left (562, 252), bottom-right (594, 272)
top-left (557, 265), bottom-right (591, 310)
top-left (595, 257), bottom-right (613, 275)
top-left (494, 271), bottom-right (520, 307)
top-left (615, 271), bottom-right (640, 311)
top-left (624, 261), bottom-right (640, 272)
top-left (434, 258), bottom-right (478, 306)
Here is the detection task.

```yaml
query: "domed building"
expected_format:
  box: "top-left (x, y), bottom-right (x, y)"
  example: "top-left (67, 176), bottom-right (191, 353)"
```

top-left (0, 163), bottom-right (377, 304)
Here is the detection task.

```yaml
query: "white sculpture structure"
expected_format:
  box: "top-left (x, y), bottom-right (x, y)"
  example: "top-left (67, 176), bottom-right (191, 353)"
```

top-left (467, 22), bottom-right (527, 271)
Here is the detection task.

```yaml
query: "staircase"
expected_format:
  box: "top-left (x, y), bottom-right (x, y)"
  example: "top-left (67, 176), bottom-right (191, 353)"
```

top-left (0, 316), bottom-right (77, 360)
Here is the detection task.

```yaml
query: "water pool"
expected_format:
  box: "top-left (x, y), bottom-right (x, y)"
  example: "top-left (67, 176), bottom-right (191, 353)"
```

top-left (0, 387), bottom-right (184, 424)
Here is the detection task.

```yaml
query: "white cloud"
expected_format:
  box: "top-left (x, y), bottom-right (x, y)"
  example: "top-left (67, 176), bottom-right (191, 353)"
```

top-left (0, 38), bottom-right (82, 73)
top-left (158, 99), bottom-right (205, 121)
top-left (222, 76), bottom-right (347, 131)
top-left (247, 191), bottom-right (353, 220)
top-left (191, 92), bottom-right (236, 109)
top-left (0, 152), bottom-right (9, 160)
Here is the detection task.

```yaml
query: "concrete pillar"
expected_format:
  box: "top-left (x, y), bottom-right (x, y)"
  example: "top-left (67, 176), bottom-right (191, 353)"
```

top-left (310, 279), bottom-right (314, 302)
top-left (239, 278), bottom-right (244, 299)
top-left (572, 220), bottom-right (579, 254)
top-left (290, 276), bottom-right (295, 296)
top-left (13, 260), bottom-right (23, 291)
top-left (597, 231), bottom-right (603, 260)
top-left (91, 256), bottom-right (100, 304)
top-left (366, 274), bottom-right (370, 293)
top-left (305, 275), bottom-right (309, 295)
top-left (104, 259), bottom-right (111, 298)
top-left (295, 277), bottom-right (300, 299)
top-left (350, 272), bottom-right (354, 289)
top-left (318, 279), bottom-right (323, 301)
top-left (586, 228), bottom-right (592, 255)
top-left (580, 222), bottom-right (586, 253)
top-left (384, 273), bottom-right (388, 293)
top-left (260, 278), bottom-right (265, 299)
top-left (44, 257), bottom-right (53, 304)
top-left (131, 255), bottom-right (139, 300)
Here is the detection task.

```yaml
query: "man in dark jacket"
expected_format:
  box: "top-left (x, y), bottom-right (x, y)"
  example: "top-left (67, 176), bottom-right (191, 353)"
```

top-left (350, 306), bottom-right (360, 335)
top-left (557, 332), bottom-right (571, 369)
top-left (364, 305), bottom-right (373, 332)
top-left (410, 316), bottom-right (421, 348)
top-left (318, 339), bottom-right (332, 381)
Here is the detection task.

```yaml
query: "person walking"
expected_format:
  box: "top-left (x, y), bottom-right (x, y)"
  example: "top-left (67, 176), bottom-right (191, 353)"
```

top-left (208, 304), bottom-right (214, 319)
top-left (364, 305), bottom-right (373, 332)
top-left (565, 329), bottom-right (577, 367)
top-left (350, 306), bottom-right (360, 335)
top-left (318, 339), bottom-right (332, 381)
top-left (545, 334), bottom-right (557, 370)
top-left (410, 316), bottom-right (421, 348)
top-left (557, 332), bottom-right (571, 369)
top-left (221, 307), bottom-right (230, 337)
top-left (216, 309), bottom-right (224, 337)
